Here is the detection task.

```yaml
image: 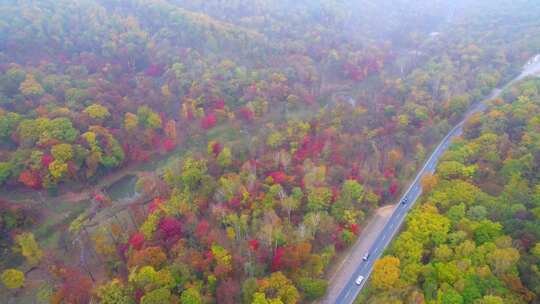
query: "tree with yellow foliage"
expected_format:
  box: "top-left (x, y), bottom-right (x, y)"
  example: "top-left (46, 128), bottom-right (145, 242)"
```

top-left (14, 232), bottom-right (43, 266)
top-left (371, 256), bottom-right (401, 290)
top-left (48, 160), bottom-right (68, 179)
top-left (1, 269), bottom-right (25, 289)
top-left (51, 143), bottom-right (73, 162)
top-left (84, 103), bottom-right (110, 121)
top-left (19, 74), bottom-right (44, 98)
top-left (421, 172), bottom-right (438, 194)
top-left (124, 112), bottom-right (139, 132)
top-left (257, 272), bottom-right (299, 304)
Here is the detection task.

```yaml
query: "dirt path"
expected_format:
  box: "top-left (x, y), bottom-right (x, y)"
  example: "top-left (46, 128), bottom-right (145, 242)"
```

top-left (318, 204), bottom-right (396, 304)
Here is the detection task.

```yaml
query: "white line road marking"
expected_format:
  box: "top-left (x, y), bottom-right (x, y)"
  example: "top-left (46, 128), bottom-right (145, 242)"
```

top-left (344, 287), bottom-right (353, 301)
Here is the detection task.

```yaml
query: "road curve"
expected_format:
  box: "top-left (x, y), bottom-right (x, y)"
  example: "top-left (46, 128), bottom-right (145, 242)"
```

top-left (332, 57), bottom-right (540, 304)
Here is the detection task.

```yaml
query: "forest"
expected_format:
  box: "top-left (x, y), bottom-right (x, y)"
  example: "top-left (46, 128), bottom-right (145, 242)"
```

top-left (1, 0), bottom-right (540, 303)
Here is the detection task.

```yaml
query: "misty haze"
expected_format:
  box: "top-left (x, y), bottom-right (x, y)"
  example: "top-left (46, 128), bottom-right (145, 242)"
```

top-left (0, 1), bottom-right (540, 303)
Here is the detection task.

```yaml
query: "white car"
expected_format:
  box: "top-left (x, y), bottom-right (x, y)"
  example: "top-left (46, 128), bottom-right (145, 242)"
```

top-left (355, 275), bottom-right (365, 285)
top-left (362, 252), bottom-right (370, 261)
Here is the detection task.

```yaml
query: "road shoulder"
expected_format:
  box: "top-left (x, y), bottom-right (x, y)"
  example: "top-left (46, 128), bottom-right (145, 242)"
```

top-left (319, 204), bottom-right (396, 304)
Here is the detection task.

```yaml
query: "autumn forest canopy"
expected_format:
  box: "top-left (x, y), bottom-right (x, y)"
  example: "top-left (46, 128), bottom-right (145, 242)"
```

top-left (1, 0), bottom-right (540, 303)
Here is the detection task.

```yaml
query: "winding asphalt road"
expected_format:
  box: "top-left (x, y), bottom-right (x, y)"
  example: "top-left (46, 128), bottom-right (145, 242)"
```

top-left (333, 56), bottom-right (540, 304)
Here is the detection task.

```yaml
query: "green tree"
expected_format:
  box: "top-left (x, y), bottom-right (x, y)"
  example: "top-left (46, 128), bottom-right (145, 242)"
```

top-left (2, 67), bottom-right (25, 94)
top-left (267, 131), bottom-right (284, 148)
top-left (407, 204), bottom-right (450, 246)
top-left (141, 288), bottom-right (171, 304)
top-left (447, 203), bottom-right (466, 224)
top-left (434, 262), bottom-right (460, 284)
top-left (129, 266), bottom-right (174, 291)
top-left (340, 179), bottom-right (364, 204)
top-left (242, 277), bottom-right (258, 304)
top-left (16, 118), bottom-right (44, 146)
top-left (474, 220), bottom-right (502, 245)
top-left (252, 292), bottom-right (275, 304)
top-left (429, 180), bottom-right (482, 210)
top-left (180, 287), bottom-right (202, 304)
top-left (391, 231), bottom-right (423, 264)
top-left (477, 295), bottom-right (504, 304)
top-left (462, 275), bottom-right (482, 303)
top-left (281, 196), bottom-right (300, 222)
top-left (486, 247), bottom-right (520, 275)
top-left (48, 117), bottom-right (79, 142)
top-left (441, 288), bottom-right (463, 304)
top-left (137, 106), bottom-right (162, 129)
top-left (307, 187), bottom-right (332, 211)
top-left (180, 157), bottom-right (208, 192)
top-left (96, 279), bottom-right (133, 304)
top-left (448, 95), bottom-right (470, 117)
top-left (51, 143), bottom-right (73, 162)
top-left (64, 87), bottom-right (90, 107)
top-left (467, 205), bottom-right (487, 221)
top-left (145, 111), bottom-right (162, 129)
top-left (0, 112), bottom-right (22, 140)
top-left (217, 147), bottom-right (232, 168)
top-left (532, 242), bottom-right (540, 259)
top-left (0, 162), bottom-right (13, 185)
top-left (298, 278), bottom-right (327, 301)
top-left (433, 245), bottom-right (453, 262)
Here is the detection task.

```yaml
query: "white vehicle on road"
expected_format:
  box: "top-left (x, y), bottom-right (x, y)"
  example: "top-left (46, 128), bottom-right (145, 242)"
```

top-left (362, 252), bottom-right (370, 261)
top-left (355, 275), bottom-right (364, 285)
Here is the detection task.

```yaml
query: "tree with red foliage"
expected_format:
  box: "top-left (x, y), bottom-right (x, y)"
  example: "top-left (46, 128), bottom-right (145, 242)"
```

top-left (350, 223), bottom-right (359, 235)
top-left (41, 154), bottom-right (54, 167)
top-left (150, 133), bottom-right (162, 148)
top-left (248, 239), bottom-right (259, 251)
top-left (383, 168), bottom-right (395, 178)
top-left (128, 246), bottom-right (167, 268)
top-left (238, 107), bottom-right (254, 122)
top-left (280, 242), bottom-right (312, 271)
top-left (216, 278), bottom-right (240, 304)
top-left (164, 119), bottom-right (177, 141)
top-left (49, 266), bottom-right (93, 304)
top-left (201, 113), bottom-right (217, 129)
top-left (159, 217), bottom-right (182, 239)
top-left (228, 197), bottom-right (241, 209)
top-left (162, 138), bottom-right (176, 152)
top-left (294, 135), bottom-right (326, 162)
top-left (267, 171), bottom-right (294, 185)
top-left (145, 64), bottom-right (163, 77)
top-left (214, 99), bottom-right (225, 110)
top-left (388, 179), bottom-right (399, 196)
top-left (343, 62), bottom-right (365, 81)
top-left (129, 232), bottom-right (145, 250)
top-left (271, 247), bottom-right (285, 271)
top-left (18, 170), bottom-right (41, 189)
top-left (94, 194), bottom-right (105, 202)
top-left (210, 142), bottom-right (222, 157)
top-left (195, 220), bottom-right (211, 245)
top-left (147, 197), bottom-right (163, 214)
